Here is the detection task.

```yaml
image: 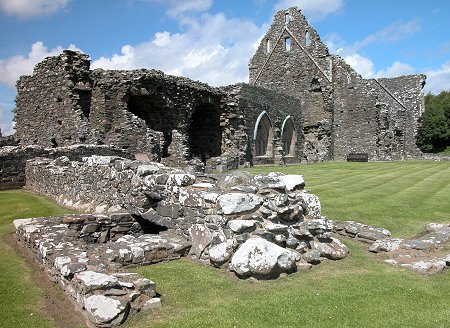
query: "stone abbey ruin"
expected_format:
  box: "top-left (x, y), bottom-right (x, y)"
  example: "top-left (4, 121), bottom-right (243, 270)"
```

top-left (2, 7), bottom-right (449, 328)
top-left (9, 8), bottom-right (426, 167)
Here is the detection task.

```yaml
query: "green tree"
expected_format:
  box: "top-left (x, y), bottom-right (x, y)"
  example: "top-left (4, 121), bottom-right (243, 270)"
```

top-left (416, 91), bottom-right (450, 152)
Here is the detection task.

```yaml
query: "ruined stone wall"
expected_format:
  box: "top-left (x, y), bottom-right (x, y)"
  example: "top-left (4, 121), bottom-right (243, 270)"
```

top-left (331, 57), bottom-right (380, 160)
top-left (220, 84), bottom-right (303, 165)
top-left (15, 51), bottom-right (94, 147)
top-left (89, 69), bottom-right (225, 165)
top-left (0, 134), bottom-right (18, 147)
top-left (249, 8), bottom-right (333, 162)
top-left (376, 75), bottom-right (425, 159)
top-left (249, 7), bottom-right (426, 162)
top-left (25, 155), bottom-right (348, 276)
top-left (0, 145), bottom-right (131, 190)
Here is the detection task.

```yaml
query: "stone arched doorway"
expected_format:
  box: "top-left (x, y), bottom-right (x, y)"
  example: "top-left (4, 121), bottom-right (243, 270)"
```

top-left (281, 116), bottom-right (296, 156)
top-left (254, 111), bottom-right (273, 157)
top-left (188, 103), bottom-right (222, 162)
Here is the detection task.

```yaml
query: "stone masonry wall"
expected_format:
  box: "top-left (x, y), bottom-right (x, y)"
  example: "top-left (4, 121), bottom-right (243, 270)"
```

top-left (220, 84), bottom-right (303, 165)
top-left (89, 69), bottom-right (225, 164)
top-left (249, 8), bottom-right (333, 162)
top-left (25, 155), bottom-right (349, 276)
top-left (249, 7), bottom-right (426, 162)
top-left (0, 145), bottom-right (131, 190)
top-left (15, 50), bottom-right (94, 147)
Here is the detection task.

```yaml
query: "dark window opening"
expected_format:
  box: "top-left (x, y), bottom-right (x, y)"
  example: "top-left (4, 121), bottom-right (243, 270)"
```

top-left (50, 137), bottom-right (58, 148)
top-left (285, 37), bottom-right (291, 51)
top-left (188, 103), bottom-right (222, 163)
top-left (128, 92), bottom-right (178, 158)
top-left (57, 119), bottom-right (62, 125)
top-left (285, 13), bottom-right (290, 24)
top-left (75, 89), bottom-right (92, 119)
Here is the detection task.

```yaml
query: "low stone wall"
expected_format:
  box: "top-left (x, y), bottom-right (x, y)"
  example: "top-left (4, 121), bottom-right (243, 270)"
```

top-left (407, 153), bottom-right (450, 161)
top-left (14, 213), bottom-right (187, 327)
top-left (25, 155), bottom-right (349, 276)
top-left (333, 220), bottom-right (450, 275)
top-left (0, 144), bottom-right (132, 190)
top-left (22, 155), bottom-right (353, 325)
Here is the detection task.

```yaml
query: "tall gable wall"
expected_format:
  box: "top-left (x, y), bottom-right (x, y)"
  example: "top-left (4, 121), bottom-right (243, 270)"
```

top-left (249, 7), bottom-right (426, 162)
top-left (15, 50), bottom-right (94, 147)
top-left (249, 8), bottom-right (333, 162)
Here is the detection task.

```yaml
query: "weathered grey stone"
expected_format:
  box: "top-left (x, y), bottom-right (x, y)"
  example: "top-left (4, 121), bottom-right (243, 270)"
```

top-left (84, 295), bottom-right (129, 326)
top-left (279, 174), bottom-right (305, 191)
top-left (75, 271), bottom-right (120, 293)
top-left (264, 222), bottom-right (289, 233)
top-left (142, 297), bottom-right (162, 311)
top-left (253, 174), bottom-right (285, 189)
top-left (303, 250), bottom-right (321, 264)
top-left (189, 224), bottom-right (214, 258)
top-left (400, 240), bottom-right (431, 251)
top-left (136, 164), bottom-right (160, 176)
top-left (209, 241), bottom-right (234, 265)
top-left (167, 173), bottom-right (196, 187)
top-left (369, 238), bottom-right (403, 253)
top-left (227, 220), bottom-right (258, 233)
top-left (229, 238), bottom-right (300, 278)
top-left (217, 193), bottom-right (263, 215)
top-left (83, 156), bottom-right (119, 166)
top-left (299, 193), bottom-right (321, 219)
top-left (311, 238), bottom-right (348, 260)
top-left (179, 188), bottom-right (205, 207)
top-left (402, 260), bottom-right (447, 275)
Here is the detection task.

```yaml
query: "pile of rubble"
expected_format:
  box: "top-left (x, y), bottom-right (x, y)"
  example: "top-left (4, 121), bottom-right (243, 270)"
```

top-left (16, 155), bottom-right (353, 326)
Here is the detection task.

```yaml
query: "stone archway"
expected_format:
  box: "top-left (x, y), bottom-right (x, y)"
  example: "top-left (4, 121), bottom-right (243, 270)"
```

top-left (281, 116), bottom-right (296, 156)
top-left (254, 111), bottom-right (273, 157)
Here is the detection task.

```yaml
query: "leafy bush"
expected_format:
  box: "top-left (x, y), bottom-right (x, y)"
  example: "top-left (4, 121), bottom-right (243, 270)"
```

top-left (416, 91), bottom-right (450, 152)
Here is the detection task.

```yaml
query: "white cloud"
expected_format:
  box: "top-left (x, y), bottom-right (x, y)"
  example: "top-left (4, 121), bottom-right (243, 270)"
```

top-left (344, 53), bottom-right (375, 78)
top-left (166, 0), bottom-right (212, 18)
top-left (349, 20), bottom-right (421, 54)
top-left (424, 60), bottom-right (450, 94)
top-left (375, 61), bottom-right (416, 78)
top-left (0, 101), bottom-right (14, 136)
top-left (92, 13), bottom-right (265, 86)
top-left (274, 0), bottom-right (343, 21)
top-left (0, 41), bottom-right (81, 87)
top-left (328, 20), bottom-right (422, 80)
top-left (343, 54), bottom-right (417, 80)
top-left (0, 0), bottom-right (70, 19)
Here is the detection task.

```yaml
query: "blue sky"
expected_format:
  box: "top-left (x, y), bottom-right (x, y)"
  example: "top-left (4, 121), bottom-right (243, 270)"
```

top-left (1, 0), bottom-right (449, 136)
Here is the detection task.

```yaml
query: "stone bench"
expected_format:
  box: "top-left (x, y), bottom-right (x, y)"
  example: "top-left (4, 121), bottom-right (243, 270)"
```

top-left (346, 153), bottom-right (369, 162)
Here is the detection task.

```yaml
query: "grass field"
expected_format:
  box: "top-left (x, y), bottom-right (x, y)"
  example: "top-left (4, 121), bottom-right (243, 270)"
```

top-left (0, 161), bottom-right (449, 328)
top-left (0, 190), bottom-right (74, 328)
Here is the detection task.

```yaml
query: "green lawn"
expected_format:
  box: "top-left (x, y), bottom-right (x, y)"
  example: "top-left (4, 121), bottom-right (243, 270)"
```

top-left (248, 161), bottom-right (450, 237)
top-left (0, 161), bottom-right (449, 328)
top-left (0, 190), bottom-right (74, 328)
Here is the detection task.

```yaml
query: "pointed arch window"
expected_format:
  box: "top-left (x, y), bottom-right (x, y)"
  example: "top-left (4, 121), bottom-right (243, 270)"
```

top-left (285, 36), bottom-right (291, 51)
top-left (254, 111), bottom-right (274, 156)
top-left (281, 116), bottom-right (297, 156)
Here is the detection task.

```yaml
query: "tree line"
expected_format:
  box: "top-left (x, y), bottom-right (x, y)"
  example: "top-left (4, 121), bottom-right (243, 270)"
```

top-left (416, 91), bottom-right (450, 153)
